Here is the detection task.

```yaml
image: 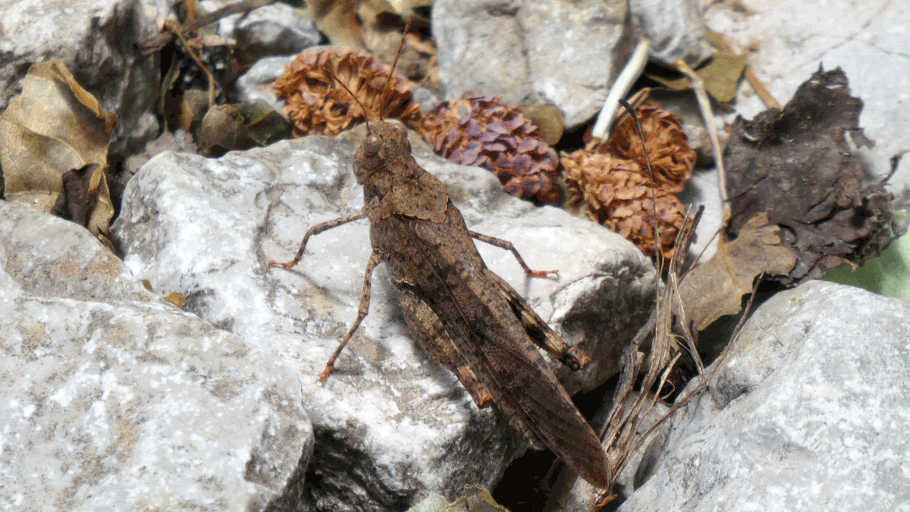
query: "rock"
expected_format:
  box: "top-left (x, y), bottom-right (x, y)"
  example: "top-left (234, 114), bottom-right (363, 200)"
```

top-left (432, 0), bottom-right (633, 131)
top-left (217, 2), bottom-right (322, 65)
top-left (113, 126), bottom-right (656, 510)
top-left (236, 55), bottom-right (297, 114)
top-left (629, 0), bottom-right (715, 67)
top-left (0, 0), bottom-right (161, 159)
top-left (0, 201), bottom-right (311, 511)
top-left (616, 281), bottom-right (910, 511)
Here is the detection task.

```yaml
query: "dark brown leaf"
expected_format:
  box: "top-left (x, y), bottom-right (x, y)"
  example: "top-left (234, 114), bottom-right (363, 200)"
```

top-left (724, 66), bottom-right (895, 283)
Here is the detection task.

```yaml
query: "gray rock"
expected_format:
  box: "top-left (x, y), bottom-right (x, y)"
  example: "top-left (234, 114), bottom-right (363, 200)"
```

top-left (432, 0), bottom-right (633, 130)
top-left (218, 2), bottom-right (322, 65)
top-left (236, 55), bottom-right (297, 114)
top-left (113, 126), bottom-right (655, 510)
top-left (0, 201), bottom-right (312, 511)
top-left (617, 281), bottom-right (910, 511)
top-left (629, 0), bottom-right (715, 67)
top-left (0, 0), bottom-right (161, 159)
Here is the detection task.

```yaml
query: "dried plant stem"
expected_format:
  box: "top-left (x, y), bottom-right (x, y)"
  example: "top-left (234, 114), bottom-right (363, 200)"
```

top-left (591, 39), bottom-right (651, 142)
top-left (165, 20), bottom-right (218, 107)
top-left (619, 99), bottom-right (663, 272)
top-left (143, 0), bottom-right (275, 53)
top-left (674, 59), bottom-right (728, 216)
top-left (744, 66), bottom-right (781, 109)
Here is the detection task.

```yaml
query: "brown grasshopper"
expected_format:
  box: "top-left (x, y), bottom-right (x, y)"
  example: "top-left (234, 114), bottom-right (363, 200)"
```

top-left (269, 42), bottom-right (610, 489)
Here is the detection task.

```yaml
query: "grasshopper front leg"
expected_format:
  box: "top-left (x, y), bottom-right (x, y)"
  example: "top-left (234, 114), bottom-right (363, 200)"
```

top-left (269, 211), bottom-right (374, 384)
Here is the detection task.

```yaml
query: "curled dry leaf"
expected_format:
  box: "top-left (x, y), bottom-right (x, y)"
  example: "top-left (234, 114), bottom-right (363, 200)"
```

top-left (724, 66), bottom-right (895, 283)
top-left (419, 94), bottom-right (560, 204)
top-left (678, 213), bottom-right (797, 331)
top-left (274, 48), bottom-right (424, 137)
top-left (0, 60), bottom-right (117, 243)
top-left (679, 67), bottom-right (896, 333)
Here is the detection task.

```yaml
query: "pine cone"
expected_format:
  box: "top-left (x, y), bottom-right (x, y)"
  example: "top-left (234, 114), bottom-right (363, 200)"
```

top-left (418, 94), bottom-right (560, 204)
top-left (598, 102), bottom-right (695, 193)
top-left (274, 48), bottom-right (424, 137)
top-left (562, 148), bottom-right (686, 260)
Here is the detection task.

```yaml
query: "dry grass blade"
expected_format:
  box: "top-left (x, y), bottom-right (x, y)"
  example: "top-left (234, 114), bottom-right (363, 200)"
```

top-left (592, 207), bottom-right (702, 507)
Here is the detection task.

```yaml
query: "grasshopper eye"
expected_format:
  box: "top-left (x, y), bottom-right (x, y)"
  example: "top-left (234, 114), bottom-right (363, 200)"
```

top-left (363, 136), bottom-right (381, 157)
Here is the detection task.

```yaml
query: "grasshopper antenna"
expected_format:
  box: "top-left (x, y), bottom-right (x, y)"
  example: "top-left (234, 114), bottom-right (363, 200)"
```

top-left (377, 15), bottom-right (413, 121)
top-left (325, 69), bottom-right (372, 134)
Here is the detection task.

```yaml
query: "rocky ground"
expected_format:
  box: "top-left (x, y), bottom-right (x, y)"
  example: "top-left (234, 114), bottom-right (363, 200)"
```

top-left (1, 1), bottom-right (908, 511)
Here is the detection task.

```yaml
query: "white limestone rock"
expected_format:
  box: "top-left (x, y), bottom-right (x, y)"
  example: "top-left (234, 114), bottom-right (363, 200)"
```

top-left (113, 127), bottom-right (656, 510)
top-left (617, 281), bottom-right (910, 511)
top-left (0, 202), bottom-right (312, 511)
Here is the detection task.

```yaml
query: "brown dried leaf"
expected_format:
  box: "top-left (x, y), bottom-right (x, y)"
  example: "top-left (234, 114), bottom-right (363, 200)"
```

top-left (309, 0), bottom-right (364, 50)
top-left (679, 213), bottom-right (797, 331)
top-left (357, 2), bottom-right (437, 83)
top-left (648, 50), bottom-right (747, 104)
top-left (0, 60), bottom-right (116, 241)
top-left (724, 66), bottom-right (894, 284)
top-left (164, 292), bottom-right (187, 308)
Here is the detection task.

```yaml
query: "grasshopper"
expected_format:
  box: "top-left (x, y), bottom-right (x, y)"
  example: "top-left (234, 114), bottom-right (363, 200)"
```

top-left (270, 39), bottom-right (610, 489)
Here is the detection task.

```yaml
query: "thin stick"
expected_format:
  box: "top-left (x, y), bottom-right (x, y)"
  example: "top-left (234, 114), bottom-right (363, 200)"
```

top-left (744, 66), bottom-right (780, 109)
top-left (674, 59), bottom-right (728, 216)
top-left (591, 39), bottom-right (651, 142)
top-left (166, 20), bottom-right (219, 107)
top-left (142, 0), bottom-right (275, 54)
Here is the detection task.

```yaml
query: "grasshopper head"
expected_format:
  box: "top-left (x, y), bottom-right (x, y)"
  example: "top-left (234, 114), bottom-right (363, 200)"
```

top-left (353, 121), bottom-right (412, 185)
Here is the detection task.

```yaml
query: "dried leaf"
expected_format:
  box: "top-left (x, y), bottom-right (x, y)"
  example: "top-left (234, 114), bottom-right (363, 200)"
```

top-left (724, 66), bottom-right (894, 283)
top-left (241, 100), bottom-right (293, 146)
top-left (357, 2), bottom-right (437, 82)
top-left (50, 164), bottom-right (109, 231)
top-left (679, 213), bottom-right (797, 331)
top-left (0, 60), bottom-right (116, 241)
top-left (648, 51), bottom-right (747, 104)
top-left (309, 0), bottom-right (364, 50)
top-left (164, 292), bottom-right (187, 308)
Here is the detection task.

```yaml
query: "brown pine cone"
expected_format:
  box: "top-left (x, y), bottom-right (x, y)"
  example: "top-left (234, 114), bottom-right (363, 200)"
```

top-left (418, 94), bottom-right (560, 204)
top-left (274, 48), bottom-right (424, 137)
top-left (599, 102), bottom-right (696, 193)
top-left (562, 148), bottom-right (687, 260)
